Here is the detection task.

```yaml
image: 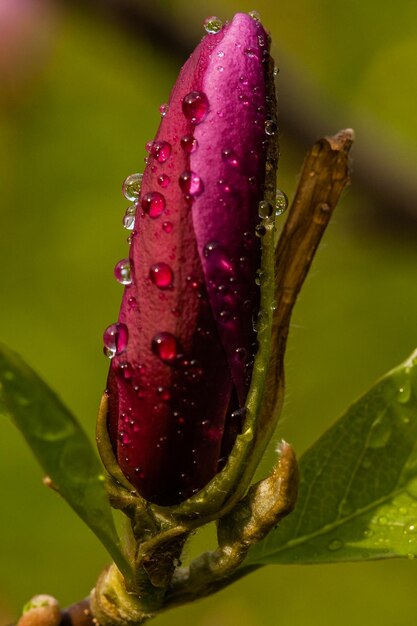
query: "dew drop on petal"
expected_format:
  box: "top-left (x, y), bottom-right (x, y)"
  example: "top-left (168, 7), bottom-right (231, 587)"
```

top-left (265, 119), bottom-right (278, 136)
top-left (128, 296), bottom-right (137, 310)
top-left (203, 16), bottom-right (223, 34)
top-left (221, 148), bottom-right (239, 167)
top-left (159, 103), bottom-right (169, 117)
top-left (122, 204), bottom-right (136, 230)
top-left (158, 174), bottom-right (171, 188)
top-left (152, 332), bottom-right (179, 364)
top-left (122, 173), bottom-right (143, 201)
top-left (180, 134), bottom-right (198, 153)
top-left (245, 47), bottom-right (257, 59)
top-left (152, 141), bottom-right (172, 163)
top-left (149, 263), bottom-right (174, 289)
top-left (157, 386), bottom-right (171, 401)
top-left (179, 171), bottom-right (204, 196)
top-left (162, 221), bottom-right (173, 233)
top-left (182, 91), bottom-right (209, 125)
top-left (114, 258), bottom-right (132, 285)
top-left (258, 200), bottom-right (274, 219)
top-left (103, 323), bottom-right (128, 358)
top-left (203, 241), bottom-right (219, 258)
top-left (118, 362), bottom-right (133, 379)
top-left (248, 10), bottom-right (261, 21)
top-left (141, 192), bottom-right (166, 218)
top-left (275, 189), bottom-right (289, 216)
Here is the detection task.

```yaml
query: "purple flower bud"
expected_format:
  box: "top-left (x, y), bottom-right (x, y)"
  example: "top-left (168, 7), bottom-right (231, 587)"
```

top-left (105, 13), bottom-right (274, 505)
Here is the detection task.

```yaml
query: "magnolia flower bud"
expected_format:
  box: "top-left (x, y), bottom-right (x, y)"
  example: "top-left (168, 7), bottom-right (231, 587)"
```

top-left (104, 13), bottom-right (276, 506)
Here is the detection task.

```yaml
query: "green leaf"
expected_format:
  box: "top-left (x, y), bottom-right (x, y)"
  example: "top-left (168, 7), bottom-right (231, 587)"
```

top-left (245, 349), bottom-right (417, 565)
top-left (0, 342), bottom-right (131, 580)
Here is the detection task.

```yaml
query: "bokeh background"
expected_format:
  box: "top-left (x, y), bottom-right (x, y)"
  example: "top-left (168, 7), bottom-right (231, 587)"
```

top-left (1, 1), bottom-right (417, 624)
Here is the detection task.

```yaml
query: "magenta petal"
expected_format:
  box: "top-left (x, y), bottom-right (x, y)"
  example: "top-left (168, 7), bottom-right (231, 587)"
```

top-left (191, 13), bottom-right (269, 403)
top-left (106, 13), bottom-right (271, 505)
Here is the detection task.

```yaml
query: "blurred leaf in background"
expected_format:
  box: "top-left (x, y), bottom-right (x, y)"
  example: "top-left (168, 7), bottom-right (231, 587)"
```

top-left (1, 1), bottom-right (417, 625)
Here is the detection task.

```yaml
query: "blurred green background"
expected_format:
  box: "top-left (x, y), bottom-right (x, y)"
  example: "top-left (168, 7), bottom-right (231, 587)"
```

top-left (1, 1), bottom-right (417, 624)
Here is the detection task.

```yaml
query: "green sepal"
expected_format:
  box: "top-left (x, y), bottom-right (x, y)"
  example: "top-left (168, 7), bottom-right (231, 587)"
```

top-left (0, 342), bottom-right (132, 582)
top-left (245, 348), bottom-right (417, 566)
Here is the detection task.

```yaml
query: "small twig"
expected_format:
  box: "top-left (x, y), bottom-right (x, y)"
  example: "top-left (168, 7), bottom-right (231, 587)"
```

top-left (7, 599), bottom-right (95, 626)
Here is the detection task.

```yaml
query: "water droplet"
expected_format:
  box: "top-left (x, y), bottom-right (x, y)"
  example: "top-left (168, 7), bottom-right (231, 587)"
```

top-left (275, 189), bottom-right (289, 215)
top-left (152, 332), bottom-right (179, 364)
top-left (122, 173), bottom-right (143, 201)
top-left (235, 347), bottom-right (248, 362)
top-left (253, 308), bottom-right (268, 332)
top-left (162, 221), bottom-right (173, 233)
top-left (145, 140), bottom-right (154, 153)
top-left (222, 148), bottom-right (239, 167)
top-left (265, 119), bottom-right (278, 136)
top-left (118, 362), bottom-right (133, 379)
top-left (203, 16), bottom-right (223, 34)
top-left (149, 263), bottom-right (174, 289)
top-left (141, 192), bottom-right (166, 218)
top-left (182, 91), bottom-right (209, 125)
top-left (128, 296), bottom-right (137, 309)
top-left (203, 241), bottom-right (220, 258)
top-left (103, 323), bottom-right (128, 358)
top-left (404, 523), bottom-right (417, 535)
top-left (157, 386), bottom-right (171, 401)
top-left (159, 103), bottom-right (169, 117)
top-left (158, 174), bottom-right (170, 188)
top-left (273, 65), bottom-right (279, 76)
top-left (255, 269), bottom-right (265, 285)
top-left (121, 431), bottom-right (131, 445)
top-left (151, 141), bottom-right (172, 163)
top-left (114, 258), bottom-right (132, 285)
top-left (397, 379), bottom-right (411, 404)
top-left (258, 200), bottom-right (274, 219)
top-left (368, 417), bottom-right (392, 449)
top-left (180, 134), bottom-right (198, 154)
top-left (328, 539), bottom-right (343, 551)
top-left (122, 204), bottom-right (136, 231)
top-left (255, 224), bottom-right (266, 237)
top-left (179, 171), bottom-right (204, 196)
top-left (217, 65), bottom-right (224, 73)
top-left (245, 47), bottom-right (257, 59)
top-left (248, 10), bottom-right (261, 21)
top-left (378, 516), bottom-right (388, 526)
